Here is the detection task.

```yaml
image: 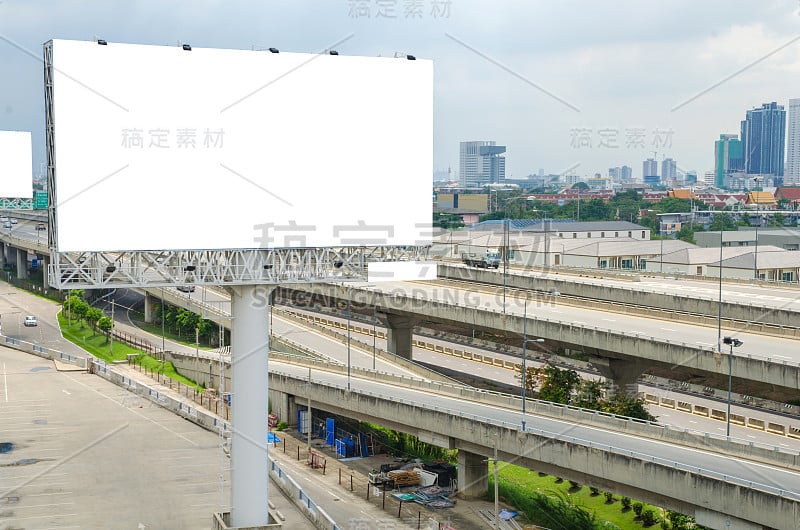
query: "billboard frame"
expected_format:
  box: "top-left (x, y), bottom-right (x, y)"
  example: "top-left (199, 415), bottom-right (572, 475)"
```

top-left (43, 40), bottom-right (431, 289)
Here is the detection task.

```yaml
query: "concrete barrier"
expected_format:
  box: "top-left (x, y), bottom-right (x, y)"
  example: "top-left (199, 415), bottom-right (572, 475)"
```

top-left (767, 423), bottom-right (787, 436)
top-left (730, 414), bottom-right (746, 426)
top-left (711, 410), bottom-right (727, 421)
top-left (677, 401), bottom-right (692, 413)
top-left (747, 418), bottom-right (766, 431)
top-left (644, 394), bottom-right (658, 404)
top-left (693, 405), bottom-right (709, 417)
top-left (660, 398), bottom-right (676, 408)
top-left (789, 427), bottom-right (800, 440)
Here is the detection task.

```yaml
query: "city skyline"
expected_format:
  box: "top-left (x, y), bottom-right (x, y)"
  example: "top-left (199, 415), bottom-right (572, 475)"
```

top-left (2, 2), bottom-right (800, 184)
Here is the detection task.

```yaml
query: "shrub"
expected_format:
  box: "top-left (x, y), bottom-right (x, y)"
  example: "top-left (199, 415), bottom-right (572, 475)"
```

top-left (275, 421), bottom-right (288, 431)
top-left (554, 477), bottom-right (564, 483)
top-left (589, 487), bottom-right (600, 496)
top-left (621, 497), bottom-right (631, 510)
top-left (568, 481), bottom-right (581, 490)
top-left (603, 491), bottom-right (614, 503)
top-left (640, 508), bottom-right (657, 526)
top-left (632, 502), bottom-right (644, 517)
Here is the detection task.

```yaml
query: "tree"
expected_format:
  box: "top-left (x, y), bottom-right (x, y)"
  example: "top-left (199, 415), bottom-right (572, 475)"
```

top-left (574, 379), bottom-right (604, 409)
top-left (85, 307), bottom-right (103, 335)
top-left (601, 393), bottom-right (656, 421)
top-left (571, 181), bottom-right (589, 190)
top-left (675, 223), bottom-right (696, 244)
top-left (72, 299), bottom-right (89, 328)
top-left (708, 212), bottom-right (737, 231)
top-left (98, 316), bottom-right (113, 343)
top-left (538, 364), bottom-right (580, 404)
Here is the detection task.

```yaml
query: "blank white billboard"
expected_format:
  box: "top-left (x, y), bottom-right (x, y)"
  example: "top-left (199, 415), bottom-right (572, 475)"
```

top-left (48, 39), bottom-right (432, 252)
top-left (0, 131), bottom-right (33, 198)
top-left (367, 261), bottom-right (437, 282)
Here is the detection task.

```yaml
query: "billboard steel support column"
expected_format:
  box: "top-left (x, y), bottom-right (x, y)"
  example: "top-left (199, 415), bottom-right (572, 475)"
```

top-left (229, 285), bottom-right (272, 527)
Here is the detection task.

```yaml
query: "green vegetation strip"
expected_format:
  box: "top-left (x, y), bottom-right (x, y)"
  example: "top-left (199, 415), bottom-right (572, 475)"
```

top-left (57, 310), bottom-right (203, 391)
top-left (492, 461), bottom-right (696, 529)
top-left (131, 354), bottom-right (204, 391)
top-left (133, 320), bottom-right (215, 351)
top-left (58, 311), bottom-right (138, 362)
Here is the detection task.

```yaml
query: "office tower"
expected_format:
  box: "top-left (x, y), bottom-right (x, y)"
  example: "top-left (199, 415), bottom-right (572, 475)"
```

top-left (741, 102), bottom-right (785, 177)
top-left (661, 158), bottom-right (677, 182)
top-left (643, 158), bottom-right (658, 183)
top-left (714, 134), bottom-right (744, 188)
top-left (787, 98), bottom-right (800, 185)
top-left (459, 141), bottom-right (506, 187)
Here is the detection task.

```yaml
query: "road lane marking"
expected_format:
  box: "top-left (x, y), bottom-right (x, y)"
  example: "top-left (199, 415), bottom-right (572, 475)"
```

top-left (62, 389), bottom-right (71, 395)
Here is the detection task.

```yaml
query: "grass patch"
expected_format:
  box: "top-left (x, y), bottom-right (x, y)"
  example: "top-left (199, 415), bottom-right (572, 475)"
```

top-left (57, 311), bottom-right (140, 363)
top-left (131, 353), bottom-right (204, 391)
top-left (133, 320), bottom-right (215, 350)
top-left (57, 311), bottom-right (203, 391)
top-left (493, 462), bottom-right (666, 529)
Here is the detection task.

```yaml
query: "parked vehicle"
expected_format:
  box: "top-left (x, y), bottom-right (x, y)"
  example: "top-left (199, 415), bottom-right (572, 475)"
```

top-left (24, 315), bottom-right (38, 327)
top-left (461, 250), bottom-right (501, 269)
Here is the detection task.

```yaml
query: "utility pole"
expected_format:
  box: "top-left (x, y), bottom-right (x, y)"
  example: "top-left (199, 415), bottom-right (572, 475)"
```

top-left (109, 298), bottom-right (115, 356)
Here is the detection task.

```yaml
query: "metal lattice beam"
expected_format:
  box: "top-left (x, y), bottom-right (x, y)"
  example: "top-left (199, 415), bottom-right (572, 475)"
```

top-left (47, 246), bottom-right (430, 289)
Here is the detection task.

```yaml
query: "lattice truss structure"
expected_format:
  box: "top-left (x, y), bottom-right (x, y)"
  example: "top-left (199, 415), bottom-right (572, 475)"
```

top-left (47, 246), bottom-right (429, 289)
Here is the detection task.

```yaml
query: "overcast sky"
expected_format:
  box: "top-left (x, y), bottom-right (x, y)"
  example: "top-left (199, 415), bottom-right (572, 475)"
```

top-left (2, 0), bottom-right (800, 181)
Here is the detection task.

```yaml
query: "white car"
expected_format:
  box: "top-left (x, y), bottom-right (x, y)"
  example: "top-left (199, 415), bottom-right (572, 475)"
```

top-left (10, 219), bottom-right (17, 224)
top-left (24, 315), bottom-right (38, 327)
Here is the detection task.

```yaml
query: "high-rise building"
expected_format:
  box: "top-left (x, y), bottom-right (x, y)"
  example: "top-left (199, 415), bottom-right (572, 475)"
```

top-left (459, 141), bottom-right (506, 187)
top-left (714, 134), bottom-right (744, 188)
top-left (703, 170), bottom-right (715, 186)
top-left (741, 102), bottom-right (785, 177)
top-left (661, 158), bottom-right (677, 182)
top-left (787, 98), bottom-right (800, 185)
top-left (621, 165), bottom-right (632, 181)
top-left (643, 158), bottom-right (658, 182)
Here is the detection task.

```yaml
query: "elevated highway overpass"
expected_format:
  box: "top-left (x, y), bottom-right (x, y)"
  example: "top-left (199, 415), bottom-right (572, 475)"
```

top-left (287, 281), bottom-right (800, 393)
top-left (269, 359), bottom-right (800, 530)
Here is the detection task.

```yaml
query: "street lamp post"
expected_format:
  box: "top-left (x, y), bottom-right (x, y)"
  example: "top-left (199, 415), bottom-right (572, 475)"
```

top-left (372, 305), bottom-right (377, 370)
top-left (502, 197), bottom-right (533, 313)
top-left (521, 295), bottom-right (544, 431)
top-left (161, 287), bottom-right (166, 356)
top-left (346, 287), bottom-right (351, 391)
top-left (723, 336), bottom-right (742, 438)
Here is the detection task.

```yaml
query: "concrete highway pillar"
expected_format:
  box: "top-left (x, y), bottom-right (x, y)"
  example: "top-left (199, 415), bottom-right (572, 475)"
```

top-left (457, 450), bottom-right (488, 499)
top-left (0, 242), bottom-right (5, 267)
top-left (41, 255), bottom-right (50, 289)
top-left (143, 293), bottom-right (154, 323)
top-left (15, 247), bottom-right (28, 280)
top-left (229, 285), bottom-right (272, 527)
top-left (383, 313), bottom-right (419, 360)
top-left (590, 357), bottom-right (647, 397)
